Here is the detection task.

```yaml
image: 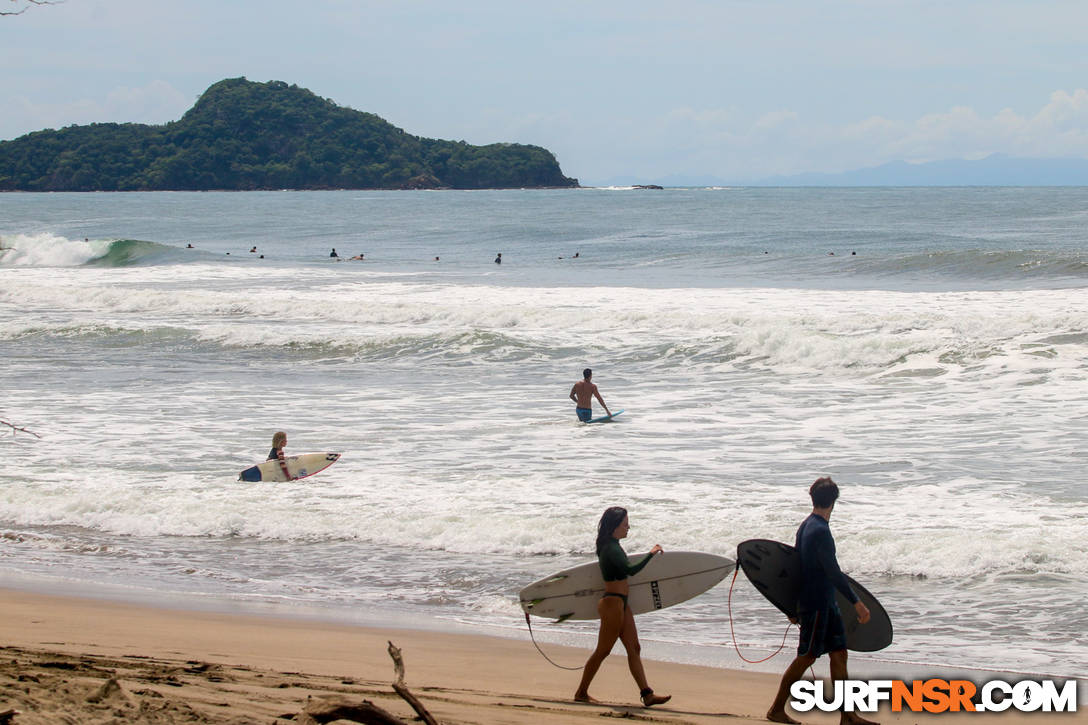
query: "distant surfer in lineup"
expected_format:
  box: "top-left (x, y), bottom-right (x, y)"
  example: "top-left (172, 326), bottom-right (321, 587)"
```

top-left (494, 252), bottom-right (502, 264)
top-left (570, 368), bottom-right (610, 422)
top-left (766, 477), bottom-right (875, 725)
top-left (329, 248), bottom-right (339, 258)
top-left (574, 507), bottom-right (670, 707)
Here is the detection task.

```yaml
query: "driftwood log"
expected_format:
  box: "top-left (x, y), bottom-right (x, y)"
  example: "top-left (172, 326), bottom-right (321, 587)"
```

top-left (388, 640), bottom-right (439, 725)
top-left (294, 640), bottom-right (439, 725)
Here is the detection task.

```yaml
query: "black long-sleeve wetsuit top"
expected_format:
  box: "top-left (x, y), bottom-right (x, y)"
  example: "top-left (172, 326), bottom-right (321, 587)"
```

top-left (598, 538), bottom-right (655, 581)
top-left (795, 513), bottom-right (859, 613)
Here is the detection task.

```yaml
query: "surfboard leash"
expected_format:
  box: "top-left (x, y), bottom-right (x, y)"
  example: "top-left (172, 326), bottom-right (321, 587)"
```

top-left (524, 613), bottom-right (584, 671)
top-left (727, 566), bottom-right (795, 664)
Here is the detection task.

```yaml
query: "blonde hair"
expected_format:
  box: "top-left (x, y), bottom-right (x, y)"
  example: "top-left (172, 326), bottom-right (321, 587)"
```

top-left (271, 431), bottom-right (287, 448)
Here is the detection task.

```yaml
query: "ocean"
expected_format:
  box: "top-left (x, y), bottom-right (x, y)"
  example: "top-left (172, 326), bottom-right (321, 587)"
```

top-left (1, 188), bottom-right (1085, 679)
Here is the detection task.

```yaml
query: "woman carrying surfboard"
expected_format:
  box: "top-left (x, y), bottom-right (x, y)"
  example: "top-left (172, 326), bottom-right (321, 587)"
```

top-left (267, 431), bottom-right (287, 461)
top-left (267, 431), bottom-right (290, 480)
top-left (573, 507), bottom-right (671, 707)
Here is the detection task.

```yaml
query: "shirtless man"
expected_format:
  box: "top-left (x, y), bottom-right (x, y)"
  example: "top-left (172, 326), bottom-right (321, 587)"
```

top-left (569, 368), bottom-right (611, 422)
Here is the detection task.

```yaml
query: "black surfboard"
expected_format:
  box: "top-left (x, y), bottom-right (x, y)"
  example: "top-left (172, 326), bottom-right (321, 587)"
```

top-left (736, 538), bottom-right (893, 652)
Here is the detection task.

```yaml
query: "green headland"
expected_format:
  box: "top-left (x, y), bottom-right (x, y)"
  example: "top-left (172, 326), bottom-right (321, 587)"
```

top-left (0, 78), bottom-right (579, 191)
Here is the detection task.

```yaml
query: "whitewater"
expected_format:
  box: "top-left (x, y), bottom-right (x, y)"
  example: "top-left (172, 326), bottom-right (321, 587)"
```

top-left (1, 188), bottom-right (1085, 678)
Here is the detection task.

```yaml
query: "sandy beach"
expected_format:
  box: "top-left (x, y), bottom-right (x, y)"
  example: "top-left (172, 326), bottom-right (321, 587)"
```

top-left (0, 587), bottom-right (1081, 724)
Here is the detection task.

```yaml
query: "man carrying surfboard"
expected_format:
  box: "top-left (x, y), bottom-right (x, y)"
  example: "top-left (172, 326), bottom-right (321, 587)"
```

top-left (767, 477), bottom-right (876, 725)
top-left (569, 368), bottom-right (611, 422)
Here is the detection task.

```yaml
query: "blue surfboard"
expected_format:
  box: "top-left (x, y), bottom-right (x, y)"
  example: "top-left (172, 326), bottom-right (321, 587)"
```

top-left (586, 409), bottom-right (623, 424)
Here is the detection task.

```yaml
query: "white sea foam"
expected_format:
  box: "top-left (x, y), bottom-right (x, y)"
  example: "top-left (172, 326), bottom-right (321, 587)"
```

top-left (0, 232), bottom-right (108, 266)
top-left (1, 438), bottom-right (1084, 582)
top-left (3, 189), bottom-right (1087, 675)
top-left (3, 267), bottom-right (1087, 383)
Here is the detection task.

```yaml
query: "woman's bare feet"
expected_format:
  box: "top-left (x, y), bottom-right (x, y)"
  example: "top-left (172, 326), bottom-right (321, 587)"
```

top-left (573, 692), bottom-right (598, 703)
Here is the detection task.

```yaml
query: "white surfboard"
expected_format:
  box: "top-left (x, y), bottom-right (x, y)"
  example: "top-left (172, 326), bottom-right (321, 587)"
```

top-left (519, 551), bottom-right (734, 621)
top-left (238, 452), bottom-right (341, 482)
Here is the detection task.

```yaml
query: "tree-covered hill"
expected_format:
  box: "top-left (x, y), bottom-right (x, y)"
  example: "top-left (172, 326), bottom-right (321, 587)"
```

top-left (0, 78), bottom-right (579, 191)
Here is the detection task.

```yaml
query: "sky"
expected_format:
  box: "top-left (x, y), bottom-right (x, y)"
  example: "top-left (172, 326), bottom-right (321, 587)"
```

top-left (3, 0), bottom-right (1088, 185)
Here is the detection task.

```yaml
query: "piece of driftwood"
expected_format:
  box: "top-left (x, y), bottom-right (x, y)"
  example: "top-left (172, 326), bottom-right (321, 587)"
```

top-left (1, 420), bottom-right (41, 438)
top-left (389, 640), bottom-right (439, 722)
top-left (294, 642), bottom-right (440, 725)
top-left (297, 697), bottom-right (404, 725)
top-left (387, 640), bottom-right (439, 725)
top-left (388, 641), bottom-right (406, 685)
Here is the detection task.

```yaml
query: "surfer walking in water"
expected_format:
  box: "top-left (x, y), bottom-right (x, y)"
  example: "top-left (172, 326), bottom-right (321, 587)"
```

top-left (766, 477), bottom-right (876, 725)
top-left (570, 368), bottom-right (611, 422)
top-left (267, 431), bottom-right (287, 461)
top-left (267, 431), bottom-right (290, 479)
top-left (574, 507), bottom-right (671, 708)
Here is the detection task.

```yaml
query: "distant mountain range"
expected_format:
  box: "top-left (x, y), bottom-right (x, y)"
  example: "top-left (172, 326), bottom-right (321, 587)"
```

top-left (591, 154), bottom-right (1088, 188)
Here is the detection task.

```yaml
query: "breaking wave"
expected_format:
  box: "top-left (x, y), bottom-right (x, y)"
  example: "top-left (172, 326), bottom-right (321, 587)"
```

top-left (0, 233), bottom-right (188, 267)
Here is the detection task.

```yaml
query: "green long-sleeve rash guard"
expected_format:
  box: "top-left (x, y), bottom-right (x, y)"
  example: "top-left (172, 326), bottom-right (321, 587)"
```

top-left (598, 538), bottom-right (655, 581)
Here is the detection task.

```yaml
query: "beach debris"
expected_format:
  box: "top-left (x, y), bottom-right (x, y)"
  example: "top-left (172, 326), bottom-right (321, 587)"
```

top-left (86, 676), bottom-right (129, 704)
top-left (298, 696), bottom-right (404, 725)
top-left (387, 640), bottom-right (439, 725)
top-left (0, 709), bottom-right (18, 725)
top-left (295, 641), bottom-right (441, 725)
top-left (0, 420), bottom-right (41, 438)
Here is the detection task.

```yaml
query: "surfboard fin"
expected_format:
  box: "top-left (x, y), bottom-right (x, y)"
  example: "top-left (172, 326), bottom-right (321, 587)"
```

top-left (552, 613), bottom-right (574, 624)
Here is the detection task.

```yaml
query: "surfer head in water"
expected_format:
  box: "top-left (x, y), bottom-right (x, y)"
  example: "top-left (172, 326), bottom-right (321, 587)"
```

top-left (766, 477), bottom-right (875, 725)
top-left (574, 507), bottom-right (670, 708)
top-left (569, 368), bottom-right (611, 422)
top-left (267, 432), bottom-right (287, 461)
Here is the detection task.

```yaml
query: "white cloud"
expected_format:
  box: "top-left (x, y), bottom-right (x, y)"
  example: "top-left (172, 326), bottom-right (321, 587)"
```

top-left (872, 91), bottom-right (1088, 164)
top-left (664, 108), bottom-right (734, 126)
top-left (753, 111), bottom-right (800, 132)
top-left (595, 89), bottom-right (1088, 181)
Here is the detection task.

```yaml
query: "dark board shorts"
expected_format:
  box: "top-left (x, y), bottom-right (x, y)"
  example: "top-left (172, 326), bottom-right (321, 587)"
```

top-left (798, 605), bottom-right (847, 658)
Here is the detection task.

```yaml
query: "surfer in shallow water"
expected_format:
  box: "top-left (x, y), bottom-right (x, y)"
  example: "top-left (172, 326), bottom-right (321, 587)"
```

top-left (267, 431), bottom-right (287, 461)
top-left (574, 506), bottom-right (671, 707)
top-left (766, 477), bottom-right (876, 725)
top-left (569, 368), bottom-right (611, 422)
